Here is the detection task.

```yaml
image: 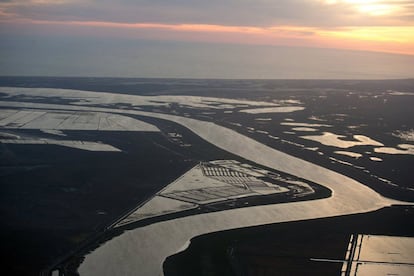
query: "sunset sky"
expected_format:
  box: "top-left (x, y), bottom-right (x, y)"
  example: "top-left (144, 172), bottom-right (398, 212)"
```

top-left (1, 0), bottom-right (413, 79)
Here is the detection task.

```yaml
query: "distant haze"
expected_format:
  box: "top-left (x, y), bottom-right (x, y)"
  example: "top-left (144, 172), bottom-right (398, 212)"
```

top-left (1, 35), bottom-right (413, 79)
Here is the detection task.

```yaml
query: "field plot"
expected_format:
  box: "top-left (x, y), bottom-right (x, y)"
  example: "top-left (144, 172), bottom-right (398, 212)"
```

top-left (0, 108), bottom-right (159, 132)
top-left (115, 160), bottom-right (308, 227)
top-left (341, 234), bottom-right (414, 276)
top-left (0, 108), bottom-right (160, 151)
top-left (0, 137), bottom-right (120, 152)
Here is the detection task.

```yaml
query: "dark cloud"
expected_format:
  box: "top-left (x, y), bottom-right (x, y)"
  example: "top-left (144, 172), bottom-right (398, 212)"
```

top-left (1, 0), bottom-right (412, 27)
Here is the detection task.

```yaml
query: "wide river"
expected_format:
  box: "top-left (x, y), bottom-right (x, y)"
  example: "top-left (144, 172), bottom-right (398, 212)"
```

top-left (0, 98), bottom-right (408, 276)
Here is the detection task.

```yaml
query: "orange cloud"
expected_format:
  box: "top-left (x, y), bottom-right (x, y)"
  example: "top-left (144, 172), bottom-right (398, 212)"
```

top-left (4, 18), bottom-right (414, 55)
top-left (21, 20), bottom-right (266, 34)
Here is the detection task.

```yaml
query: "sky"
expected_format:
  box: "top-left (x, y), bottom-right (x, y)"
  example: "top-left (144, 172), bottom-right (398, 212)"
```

top-left (0, 0), bottom-right (413, 79)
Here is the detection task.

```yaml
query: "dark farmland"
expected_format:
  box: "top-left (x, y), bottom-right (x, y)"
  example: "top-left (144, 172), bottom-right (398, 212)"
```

top-left (0, 129), bottom-right (194, 275)
top-left (164, 205), bottom-right (414, 276)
